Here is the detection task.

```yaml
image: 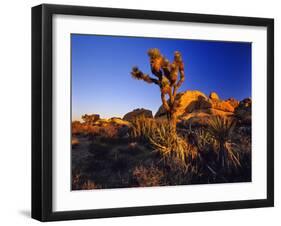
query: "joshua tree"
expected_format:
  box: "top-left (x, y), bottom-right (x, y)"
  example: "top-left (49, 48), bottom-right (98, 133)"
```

top-left (131, 48), bottom-right (185, 129)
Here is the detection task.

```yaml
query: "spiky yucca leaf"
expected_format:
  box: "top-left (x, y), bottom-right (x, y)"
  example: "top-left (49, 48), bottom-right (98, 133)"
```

top-left (130, 116), bottom-right (157, 140)
top-left (207, 116), bottom-right (236, 143)
top-left (148, 122), bottom-right (197, 167)
top-left (207, 116), bottom-right (240, 169)
top-left (130, 117), bottom-right (198, 169)
top-left (193, 128), bottom-right (214, 151)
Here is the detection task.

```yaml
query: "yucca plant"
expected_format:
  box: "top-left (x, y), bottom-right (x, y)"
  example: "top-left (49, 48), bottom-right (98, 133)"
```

top-left (207, 116), bottom-right (240, 169)
top-left (193, 128), bottom-right (214, 152)
top-left (130, 117), bottom-right (198, 171)
top-left (130, 116), bottom-right (158, 142)
top-left (148, 122), bottom-right (197, 170)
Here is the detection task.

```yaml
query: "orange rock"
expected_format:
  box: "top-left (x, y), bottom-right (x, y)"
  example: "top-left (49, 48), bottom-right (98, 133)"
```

top-left (209, 99), bottom-right (234, 112)
top-left (155, 90), bottom-right (208, 118)
top-left (226, 98), bottom-right (239, 108)
top-left (209, 92), bottom-right (220, 100)
top-left (155, 90), bottom-right (235, 119)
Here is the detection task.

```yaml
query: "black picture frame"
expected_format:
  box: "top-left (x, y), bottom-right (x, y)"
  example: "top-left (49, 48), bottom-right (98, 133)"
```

top-left (32, 3), bottom-right (274, 222)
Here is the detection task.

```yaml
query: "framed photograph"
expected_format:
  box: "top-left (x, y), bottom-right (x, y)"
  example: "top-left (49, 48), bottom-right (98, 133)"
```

top-left (32, 4), bottom-right (274, 221)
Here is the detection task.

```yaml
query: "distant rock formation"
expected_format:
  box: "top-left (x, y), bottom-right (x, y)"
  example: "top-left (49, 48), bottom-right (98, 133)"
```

top-left (93, 117), bottom-right (131, 127)
top-left (82, 114), bottom-right (100, 125)
top-left (123, 108), bottom-right (153, 121)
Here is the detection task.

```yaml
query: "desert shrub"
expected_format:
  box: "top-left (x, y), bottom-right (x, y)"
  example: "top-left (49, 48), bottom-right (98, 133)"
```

top-left (72, 169), bottom-right (100, 190)
top-left (72, 119), bottom-right (122, 138)
top-left (85, 125), bottom-right (102, 135)
top-left (133, 164), bottom-right (164, 187)
top-left (97, 124), bottom-right (119, 138)
top-left (72, 121), bottom-right (84, 134)
top-left (71, 136), bottom-right (79, 147)
top-left (80, 181), bottom-right (101, 190)
top-left (163, 159), bottom-right (201, 185)
top-left (72, 121), bottom-right (98, 135)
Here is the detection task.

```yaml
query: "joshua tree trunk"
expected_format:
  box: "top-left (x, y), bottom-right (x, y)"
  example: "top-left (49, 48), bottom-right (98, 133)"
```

top-left (161, 92), bottom-right (176, 130)
top-left (131, 48), bottom-right (185, 130)
top-left (170, 112), bottom-right (177, 130)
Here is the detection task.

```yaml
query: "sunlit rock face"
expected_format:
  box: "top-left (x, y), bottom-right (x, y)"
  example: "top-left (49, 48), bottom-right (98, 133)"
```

top-left (154, 90), bottom-right (248, 126)
top-left (209, 91), bottom-right (220, 100)
top-left (155, 90), bottom-right (208, 118)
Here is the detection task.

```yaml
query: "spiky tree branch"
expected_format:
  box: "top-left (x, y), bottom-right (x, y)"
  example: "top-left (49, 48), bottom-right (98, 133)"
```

top-left (131, 67), bottom-right (160, 85)
top-left (131, 48), bottom-right (185, 128)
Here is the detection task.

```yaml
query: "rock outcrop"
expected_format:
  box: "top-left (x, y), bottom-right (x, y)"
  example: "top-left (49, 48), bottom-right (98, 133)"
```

top-left (123, 108), bottom-right (153, 121)
top-left (234, 98), bottom-right (251, 124)
top-left (209, 92), bottom-right (220, 100)
top-left (155, 90), bottom-right (244, 126)
top-left (155, 90), bottom-right (209, 118)
top-left (209, 98), bottom-right (234, 113)
top-left (93, 117), bottom-right (130, 127)
top-left (226, 98), bottom-right (240, 109)
top-left (82, 114), bottom-right (100, 125)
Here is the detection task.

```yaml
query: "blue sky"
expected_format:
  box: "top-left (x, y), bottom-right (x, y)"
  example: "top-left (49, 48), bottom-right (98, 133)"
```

top-left (71, 34), bottom-right (251, 120)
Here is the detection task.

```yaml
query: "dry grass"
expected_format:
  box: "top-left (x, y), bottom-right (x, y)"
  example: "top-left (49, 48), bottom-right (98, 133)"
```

top-left (133, 164), bottom-right (164, 187)
top-left (80, 181), bottom-right (101, 190)
top-left (72, 170), bottom-right (101, 190)
top-left (72, 114), bottom-right (252, 189)
top-left (72, 121), bottom-right (121, 138)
